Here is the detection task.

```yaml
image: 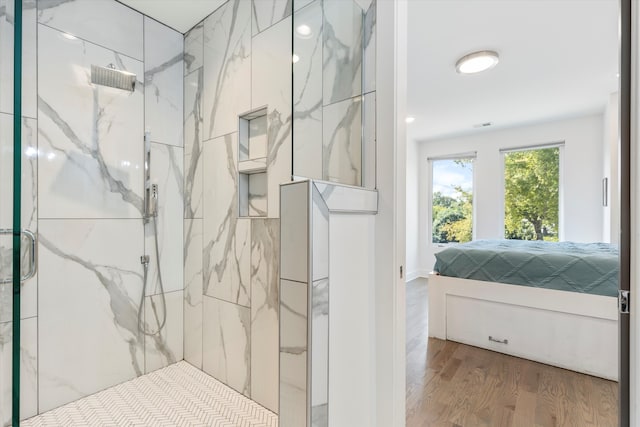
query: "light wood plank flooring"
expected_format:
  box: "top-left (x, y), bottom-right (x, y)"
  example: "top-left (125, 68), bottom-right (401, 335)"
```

top-left (406, 278), bottom-right (618, 427)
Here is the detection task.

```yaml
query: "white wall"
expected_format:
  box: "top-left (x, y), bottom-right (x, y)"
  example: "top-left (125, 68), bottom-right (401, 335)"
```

top-left (417, 114), bottom-right (606, 271)
top-left (329, 214), bottom-right (376, 427)
top-left (406, 138), bottom-right (420, 280)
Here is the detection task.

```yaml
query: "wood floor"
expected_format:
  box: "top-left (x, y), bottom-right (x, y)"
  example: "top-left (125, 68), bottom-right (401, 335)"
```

top-left (406, 278), bottom-right (619, 427)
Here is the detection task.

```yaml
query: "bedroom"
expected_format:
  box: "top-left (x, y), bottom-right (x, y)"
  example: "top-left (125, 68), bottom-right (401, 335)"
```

top-left (405, 1), bottom-right (622, 425)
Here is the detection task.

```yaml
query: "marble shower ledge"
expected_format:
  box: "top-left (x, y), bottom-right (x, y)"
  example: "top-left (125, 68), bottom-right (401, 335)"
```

top-left (292, 177), bottom-right (378, 214)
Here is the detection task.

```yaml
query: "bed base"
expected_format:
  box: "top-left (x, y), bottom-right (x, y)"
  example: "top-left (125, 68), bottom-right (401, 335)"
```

top-left (427, 274), bottom-right (619, 381)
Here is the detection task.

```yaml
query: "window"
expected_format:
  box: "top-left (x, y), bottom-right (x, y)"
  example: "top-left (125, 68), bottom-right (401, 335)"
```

top-left (503, 146), bottom-right (560, 241)
top-left (431, 157), bottom-right (474, 244)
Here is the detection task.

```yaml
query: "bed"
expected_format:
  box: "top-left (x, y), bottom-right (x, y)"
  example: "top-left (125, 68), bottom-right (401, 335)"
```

top-left (427, 240), bottom-right (619, 380)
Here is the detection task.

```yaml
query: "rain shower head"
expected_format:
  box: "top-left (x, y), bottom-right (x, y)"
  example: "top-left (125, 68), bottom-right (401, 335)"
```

top-left (91, 64), bottom-right (136, 92)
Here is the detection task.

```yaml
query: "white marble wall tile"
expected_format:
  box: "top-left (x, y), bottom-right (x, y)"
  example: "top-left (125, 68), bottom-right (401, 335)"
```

top-left (0, 115), bottom-right (37, 321)
top-left (252, 17), bottom-right (293, 218)
top-left (38, 219), bottom-right (144, 412)
top-left (203, 134), bottom-right (251, 306)
top-left (363, 0), bottom-right (376, 94)
top-left (251, 219), bottom-right (279, 413)
top-left (313, 181), bottom-right (377, 213)
top-left (202, 296), bottom-right (251, 397)
top-left (144, 18), bottom-right (183, 148)
top-left (203, 0), bottom-right (251, 140)
top-left (184, 69), bottom-right (204, 219)
top-left (38, 24), bottom-right (144, 219)
top-left (37, 0), bottom-right (143, 60)
top-left (145, 142), bottom-right (184, 295)
top-left (280, 279), bottom-right (307, 427)
top-left (184, 218), bottom-right (203, 369)
top-left (311, 187), bottom-right (328, 281)
top-left (292, 1), bottom-right (322, 180)
top-left (144, 290), bottom-right (183, 374)
top-left (0, 0), bottom-right (37, 118)
top-left (252, 0), bottom-right (292, 35)
top-left (249, 173), bottom-right (268, 217)
top-left (311, 278), bottom-right (328, 414)
top-left (323, 0), bottom-right (363, 106)
top-left (322, 96), bottom-right (362, 186)
top-left (184, 22), bottom-right (203, 75)
top-left (0, 318), bottom-right (37, 425)
top-left (363, 92), bottom-right (376, 189)
top-left (294, 0), bottom-right (316, 12)
top-left (280, 182), bottom-right (308, 283)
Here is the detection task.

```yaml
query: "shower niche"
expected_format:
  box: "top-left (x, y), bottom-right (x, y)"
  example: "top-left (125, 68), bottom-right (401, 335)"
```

top-left (239, 107), bottom-right (269, 217)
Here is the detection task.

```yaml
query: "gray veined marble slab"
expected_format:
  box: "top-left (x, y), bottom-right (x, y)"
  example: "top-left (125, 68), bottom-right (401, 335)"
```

top-left (203, 134), bottom-right (251, 307)
top-left (0, 115), bottom-right (37, 322)
top-left (280, 181), bottom-right (309, 283)
top-left (294, 0), bottom-right (316, 12)
top-left (37, 24), bottom-right (144, 219)
top-left (311, 278), bottom-right (328, 422)
top-left (312, 180), bottom-right (377, 213)
top-left (251, 219), bottom-right (280, 413)
top-left (362, 92), bottom-right (376, 189)
top-left (37, 0), bottom-right (143, 60)
top-left (203, 296), bottom-right (251, 397)
top-left (322, 96), bottom-right (362, 186)
top-left (184, 22), bottom-right (203, 75)
top-left (203, 0), bottom-right (251, 140)
top-left (293, 0), bottom-right (323, 181)
top-left (252, 17), bottom-right (293, 218)
top-left (311, 185), bottom-right (329, 281)
top-left (0, 0), bottom-right (37, 118)
top-left (0, 318), bottom-right (37, 425)
top-left (144, 17), bottom-right (184, 148)
top-left (184, 68), bottom-right (204, 219)
top-left (248, 173), bottom-right (268, 217)
top-left (323, 0), bottom-right (363, 106)
top-left (363, 0), bottom-right (376, 94)
top-left (252, 0), bottom-right (292, 36)
top-left (184, 218), bottom-right (203, 369)
top-left (144, 290), bottom-right (183, 374)
top-left (38, 219), bottom-right (144, 413)
top-left (145, 142), bottom-right (184, 296)
top-left (280, 279), bottom-right (308, 427)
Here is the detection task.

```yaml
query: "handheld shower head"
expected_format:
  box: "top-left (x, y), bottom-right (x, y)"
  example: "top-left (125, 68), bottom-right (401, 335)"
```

top-left (91, 64), bottom-right (136, 92)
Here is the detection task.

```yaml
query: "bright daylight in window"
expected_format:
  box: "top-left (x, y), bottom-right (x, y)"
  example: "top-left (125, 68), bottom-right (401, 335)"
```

top-left (503, 146), bottom-right (560, 241)
top-left (431, 158), bottom-right (473, 244)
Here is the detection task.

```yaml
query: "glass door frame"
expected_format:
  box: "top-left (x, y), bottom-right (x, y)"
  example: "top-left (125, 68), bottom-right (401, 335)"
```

top-left (11, 0), bottom-right (23, 425)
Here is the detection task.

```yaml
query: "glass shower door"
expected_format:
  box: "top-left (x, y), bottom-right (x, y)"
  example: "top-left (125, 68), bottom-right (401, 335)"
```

top-left (1, 0), bottom-right (35, 425)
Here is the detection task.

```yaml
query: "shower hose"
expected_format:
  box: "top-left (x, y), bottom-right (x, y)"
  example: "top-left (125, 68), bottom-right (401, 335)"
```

top-left (138, 214), bottom-right (167, 336)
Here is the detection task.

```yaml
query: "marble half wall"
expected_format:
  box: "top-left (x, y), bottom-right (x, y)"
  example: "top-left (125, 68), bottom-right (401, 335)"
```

top-left (279, 179), bottom-right (377, 427)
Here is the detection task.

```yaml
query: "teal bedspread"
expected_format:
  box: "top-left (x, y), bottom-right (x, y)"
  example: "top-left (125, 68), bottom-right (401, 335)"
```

top-left (433, 240), bottom-right (619, 297)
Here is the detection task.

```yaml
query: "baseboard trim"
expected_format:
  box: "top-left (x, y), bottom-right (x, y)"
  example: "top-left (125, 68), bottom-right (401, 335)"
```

top-left (406, 270), bottom-right (430, 282)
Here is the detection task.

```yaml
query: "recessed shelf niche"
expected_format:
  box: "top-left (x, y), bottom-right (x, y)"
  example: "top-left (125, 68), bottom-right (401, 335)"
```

top-left (238, 107), bottom-right (269, 218)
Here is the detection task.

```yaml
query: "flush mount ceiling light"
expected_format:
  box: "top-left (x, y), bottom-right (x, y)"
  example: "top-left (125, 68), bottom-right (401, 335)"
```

top-left (455, 50), bottom-right (499, 74)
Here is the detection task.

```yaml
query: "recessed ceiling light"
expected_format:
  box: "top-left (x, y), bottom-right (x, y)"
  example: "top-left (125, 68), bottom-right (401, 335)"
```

top-left (456, 50), bottom-right (499, 74)
top-left (406, 116), bottom-right (416, 124)
top-left (296, 24), bottom-right (312, 38)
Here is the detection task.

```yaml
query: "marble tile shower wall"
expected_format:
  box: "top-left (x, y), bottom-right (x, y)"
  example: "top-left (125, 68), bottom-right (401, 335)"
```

top-left (0, 0), bottom-right (183, 422)
top-left (183, 0), bottom-right (291, 414)
top-left (293, 0), bottom-right (376, 188)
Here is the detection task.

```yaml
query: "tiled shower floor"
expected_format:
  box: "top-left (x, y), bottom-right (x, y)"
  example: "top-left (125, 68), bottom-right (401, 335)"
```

top-left (21, 361), bottom-right (278, 427)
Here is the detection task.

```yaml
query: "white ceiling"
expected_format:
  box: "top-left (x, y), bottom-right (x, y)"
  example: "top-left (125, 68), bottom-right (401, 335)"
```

top-left (117, 0), bottom-right (226, 33)
top-left (407, 0), bottom-right (619, 143)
